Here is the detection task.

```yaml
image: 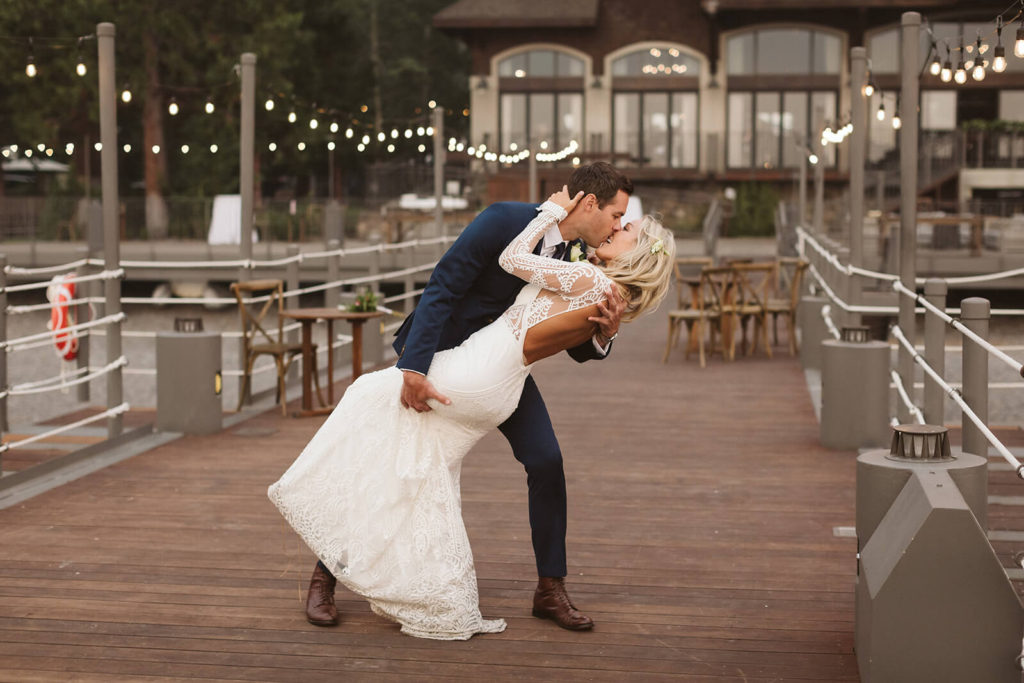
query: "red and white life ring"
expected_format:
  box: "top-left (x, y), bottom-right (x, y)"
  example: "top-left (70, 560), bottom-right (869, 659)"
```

top-left (46, 274), bottom-right (79, 361)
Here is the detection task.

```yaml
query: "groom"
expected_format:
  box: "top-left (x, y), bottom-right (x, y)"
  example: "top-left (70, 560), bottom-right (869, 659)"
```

top-left (303, 161), bottom-right (632, 631)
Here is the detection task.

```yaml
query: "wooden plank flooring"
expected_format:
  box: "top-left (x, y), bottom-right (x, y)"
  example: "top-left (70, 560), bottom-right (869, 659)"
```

top-left (0, 310), bottom-right (862, 680)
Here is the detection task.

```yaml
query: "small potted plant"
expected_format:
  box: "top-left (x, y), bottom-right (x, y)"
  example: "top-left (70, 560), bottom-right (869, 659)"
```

top-left (348, 289), bottom-right (379, 312)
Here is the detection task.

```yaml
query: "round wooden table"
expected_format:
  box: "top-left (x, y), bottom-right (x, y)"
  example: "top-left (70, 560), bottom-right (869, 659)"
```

top-left (281, 308), bottom-right (387, 417)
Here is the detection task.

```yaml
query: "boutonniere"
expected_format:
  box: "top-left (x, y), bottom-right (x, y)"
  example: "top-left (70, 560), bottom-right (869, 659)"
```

top-left (569, 241), bottom-right (585, 262)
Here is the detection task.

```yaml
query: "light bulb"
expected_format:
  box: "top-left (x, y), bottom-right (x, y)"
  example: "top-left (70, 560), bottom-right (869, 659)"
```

top-left (428, 100), bottom-right (436, 109)
top-left (1015, 28), bottom-right (1024, 58)
top-left (930, 58), bottom-right (941, 76)
top-left (994, 46), bottom-right (1007, 72)
top-left (876, 105), bottom-right (885, 121)
top-left (181, 144), bottom-right (190, 154)
top-left (973, 63), bottom-right (986, 81)
top-left (941, 62), bottom-right (953, 82)
top-left (391, 129), bottom-right (399, 138)
top-left (168, 99), bottom-right (179, 116)
top-left (309, 118), bottom-right (318, 129)
top-left (330, 121), bottom-right (339, 133)
top-left (76, 61), bottom-right (87, 77)
top-left (808, 153), bottom-right (819, 165)
top-left (357, 143), bottom-right (365, 152)
top-left (345, 128), bottom-right (353, 138)
top-left (863, 82), bottom-right (875, 97)
top-left (954, 64), bottom-right (967, 84)
top-left (151, 145), bottom-right (160, 154)
top-left (25, 59), bottom-right (36, 78)
top-left (297, 142), bottom-right (306, 151)
top-left (377, 132), bottom-right (386, 142)
top-left (205, 99), bottom-right (215, 114)
top-left (892, 115), bottom-right (902, 130)
top-left (209, 144), bottom-right (218, 153)
top-left (288, 111), bottom-right (297, 123)
top-left (268, 142), bottom-right (277, 151)
top-left (327, 141), bottom-right (335, 151)
top-left (122, 144), bottom-right (131, 153)
top-left (264, 98), bottom-right (274, 111)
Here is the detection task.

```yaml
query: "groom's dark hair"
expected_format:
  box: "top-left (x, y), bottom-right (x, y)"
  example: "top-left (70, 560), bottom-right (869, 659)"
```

top-left (568, 162), bottom-right (633, 208)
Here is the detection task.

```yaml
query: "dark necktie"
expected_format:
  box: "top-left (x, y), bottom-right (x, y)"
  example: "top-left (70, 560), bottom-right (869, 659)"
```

top-left (551, 242), bottom-right (568, 261)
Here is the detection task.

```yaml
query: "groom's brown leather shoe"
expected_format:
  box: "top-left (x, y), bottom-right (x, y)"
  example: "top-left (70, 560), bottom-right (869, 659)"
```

top-left (532, 576), bottom-right (594, 630)
top-left (305, 563), bottom-right (338, 626)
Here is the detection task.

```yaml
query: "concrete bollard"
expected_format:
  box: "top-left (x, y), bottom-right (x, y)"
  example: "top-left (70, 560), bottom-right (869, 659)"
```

top-left (798, 295), bottom-right (828, 370)
top-left (855, 424), bottom-right (1022, 682)
top-left (156, 330), bottom-right (223, 435)
top-left (820, 326), bottom-right (890, 450)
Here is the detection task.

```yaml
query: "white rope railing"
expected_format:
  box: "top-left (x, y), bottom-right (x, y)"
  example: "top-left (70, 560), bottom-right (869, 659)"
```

top-left (891, 325), bottom-right (1024, 477)
top-left (1, 268), bottom-right (123, 294)
top-left (7, 296), bottom-right (103, 315)
top-left (890, 368), bottom-right (926, 425)
top-left (2, 312), bottom-right (125, 352)
top-left (0, 402), bottom-right (130, 454)
top-left (891, 280), bottom-right (1024, 378)
top-left (820, 304), bottom-right (841, 340)
top-left (5, 356), bottom-right (127, 397)
top-left (4, 259), bottom-right (92, 276)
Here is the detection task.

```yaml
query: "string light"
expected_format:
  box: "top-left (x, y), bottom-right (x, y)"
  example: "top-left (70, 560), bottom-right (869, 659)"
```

top-left (929, 42), bottom-right (941, 76)
top-left (122, 144), bottom-right (131, 153)
top-left (268, 142), bottom-right (277, 151)
top-left (288, 111), bottom-right (297, 123)
top-left (151, 145), bottom-right (160, 154)
top-left (892, 113), bottom-right (902, 130)
top-left (205, 98), bottom-right (215, 114)
top-left (1016, 19), bottom-right (1024, 58)
top-left (808, 153), bottom-right (819, 165)
top-left (973, 61), bottom-right (987, 80)
top-left (941, 56), bottom-right (953, 82)
top-left (428, 100), bottom-right (437, 109)
top-left (345, 128), bottom-right (353, 138)
top-left (309, 117), bottom-right (318, 129)
top-left (25, 39), bottom-right (36, 78)
top-left (876, 102), bottom-right (886, 121)
top-left (265, 97), bottom-right (275, 111)
top-left (954, 57), bottom-right (967, 84)
top-left (327, 141), bottom-right (335, 150)
top-left (330, 121), bottom-right (339, 133)
top-left (121, 85), bottom-right (132, 103)
top-left (181, 144), bottom-right (190, 154)
top-left (76, 38), bottom-right (87, 77)
top-left (993, 18), bottom-right (1008, 72)
top-left (209, 144), bottom-right (218, 153)
top-left (93, 142), bottom-right (101, 151)
top-left (863, 77), bottom-right (875, 98)
top-left (168, 98), bottom-right (179, 116)
top-left (297, 141), bottom-right (306, 151)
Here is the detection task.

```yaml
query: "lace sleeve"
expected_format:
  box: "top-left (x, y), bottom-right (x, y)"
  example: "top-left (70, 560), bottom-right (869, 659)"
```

top-left (498, 201), bottom-right (608, 299)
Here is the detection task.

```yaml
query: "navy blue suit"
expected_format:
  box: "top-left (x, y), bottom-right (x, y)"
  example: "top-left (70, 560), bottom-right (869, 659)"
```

top-left (393, 201), bottom-right (606, 577)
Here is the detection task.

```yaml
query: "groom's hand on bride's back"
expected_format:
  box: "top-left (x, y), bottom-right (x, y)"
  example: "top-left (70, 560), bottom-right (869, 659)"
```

top-left (400, 371), bottom-right (451, 412)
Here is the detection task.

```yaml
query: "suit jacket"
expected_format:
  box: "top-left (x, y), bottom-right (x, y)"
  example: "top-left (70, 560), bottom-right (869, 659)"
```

top-left (393, 201), bottom-right (608, 374)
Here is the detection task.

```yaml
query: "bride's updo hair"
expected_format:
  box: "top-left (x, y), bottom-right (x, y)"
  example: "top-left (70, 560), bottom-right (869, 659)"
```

top-left (602, 215), bottom-right (676, 322)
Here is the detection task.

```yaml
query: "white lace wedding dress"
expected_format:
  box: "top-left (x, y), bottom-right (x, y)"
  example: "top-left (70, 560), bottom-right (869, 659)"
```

top-left (268, 201), bottom-right (612, 640)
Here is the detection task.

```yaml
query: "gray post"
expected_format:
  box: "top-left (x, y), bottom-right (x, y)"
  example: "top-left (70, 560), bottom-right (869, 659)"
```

top-left (404, 243), bottom-right (415, 316)
top-left (97, 22), bottom-right (122, 438)
top-left (285, 244), bottom-right (300, 383)
top-left (820, 335), bottom-right (891, 450)
top-left (0, 254), bottom-right (7, 436)
top-left (239, 53), bottom-right (256, 271)
top-left (528, 144), bottom-right (538, 204)
top-left (798, 150), bottom-right (808, 226)
top-left (75, 263), bottom-right (90, 402)
top-left (850, 47), bottom-right (867, 269)
top-left (432, 107), bottom-right (445, 252)
top-left (923, 279), bottom-right (947, 425)
top-left (897, 12), bottom-right (921, 423)
top-left (326, 238), bottom-right (340, 310)
top-left (961, 297), bottom-right (990, 458)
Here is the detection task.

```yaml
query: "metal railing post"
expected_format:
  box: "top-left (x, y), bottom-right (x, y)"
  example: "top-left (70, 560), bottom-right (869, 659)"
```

top-left (0, 254), bottom-right (7, 437)
top-left (75, 263), bottom-right (90, 402)
top-left (239, 53), bottom-right (256, 270)
top-left (961, 297), bottom-right (990, 458)
top-left (326, 238), bottom-right (340, 310)
top-left (98, 22), bottom-right (123, 438)
top-left (897, 11), bottom-right (921, 423)
top-left (923, 279), bottom-right (948, 425)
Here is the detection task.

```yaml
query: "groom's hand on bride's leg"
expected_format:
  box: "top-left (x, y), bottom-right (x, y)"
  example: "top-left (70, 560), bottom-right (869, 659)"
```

top-left (400, 370), bottom-right (451, 413)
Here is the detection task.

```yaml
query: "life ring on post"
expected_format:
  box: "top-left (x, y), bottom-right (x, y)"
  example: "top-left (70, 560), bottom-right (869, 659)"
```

top-left (46, 274), bottom-right (79, 361)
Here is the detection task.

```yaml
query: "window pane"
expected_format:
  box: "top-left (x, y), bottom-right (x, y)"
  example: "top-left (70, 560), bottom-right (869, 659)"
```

top-left (810, 91), bottom-right (836, 165)
top-left (528, 50), bottom-right (556, 77)
top-left (755, 92), bottom-right (781, 168)
top-left (868, 91), bottom-right (898, 163)
top-left (612, 47), bottom-right (700, 77)
top-left (557, 53), bottom-right (584, 77)
top-left (498, 53), bottom-right (528, 78)
top-left (557, 93), bottom-right (583, 148)
top-left (813, 33), bottom-right (841, 74)
top-left (727, 92), bottom-right (753, 167)
top-left (530, 93), bottom-right (556, 146)
top-left (782, 92), bottom-right (808, 167)
top-left (726, 34), bottom-right (755, 75)
top-left (999, 90), bottom-right (1024, 121)
top-left (868, 29), bottom-right (899, 73)
top-left (757, 29), bottom-right (811, 74)
top-left (922, 90), bottom-right (956, 130)
top-left (614, 93), bottom-right (641, 161)
top-left (643, 92), bottom-right (670, 166)
top-left (671, 93), bottom-right (698, 167)
top-left (500, 94), bottom-right (527, 151)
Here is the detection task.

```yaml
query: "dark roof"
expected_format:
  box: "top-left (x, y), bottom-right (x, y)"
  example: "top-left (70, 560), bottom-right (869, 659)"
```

top-left (434, 0), bottom-right (600, 29)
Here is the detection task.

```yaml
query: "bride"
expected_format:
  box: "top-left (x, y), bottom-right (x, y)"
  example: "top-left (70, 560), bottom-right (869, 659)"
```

top-left (268, 186), bottom-right (675, 640)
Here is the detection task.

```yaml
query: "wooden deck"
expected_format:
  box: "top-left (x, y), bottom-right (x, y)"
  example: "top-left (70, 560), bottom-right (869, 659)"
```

top-left (0, 309), bottom-right (865, 680)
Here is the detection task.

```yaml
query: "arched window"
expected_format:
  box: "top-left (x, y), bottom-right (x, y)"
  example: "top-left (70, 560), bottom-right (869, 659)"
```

top-left (725, 27), bottom-right (841, 169)
top-left (497, 49), bottom-right (585, 153)
top-left (610, 45), bottom-right (701, 168)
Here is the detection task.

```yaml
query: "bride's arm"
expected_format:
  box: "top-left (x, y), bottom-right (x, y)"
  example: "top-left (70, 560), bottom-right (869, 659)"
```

top-left (498, 190), bottom-right (606, 298)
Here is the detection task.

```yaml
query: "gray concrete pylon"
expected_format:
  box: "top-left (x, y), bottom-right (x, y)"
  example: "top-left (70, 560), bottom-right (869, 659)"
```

top-left (897, 12), bottom-right (920, 423)
top-left (239, 53), bottom-right (256, 271)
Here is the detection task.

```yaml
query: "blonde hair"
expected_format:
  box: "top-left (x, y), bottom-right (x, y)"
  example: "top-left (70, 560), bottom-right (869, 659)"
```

top-left (601, 215), bottom-right (676, 322)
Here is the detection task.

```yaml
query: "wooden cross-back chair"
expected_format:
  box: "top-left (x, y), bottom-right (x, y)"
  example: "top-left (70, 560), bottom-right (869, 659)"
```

top-left (765, 258), bottom-right (809, 355)
top-left (230, 279), bottom-right (320, 416)
top-left (730, 262), bottom-right (776, 358)
top-left (662, 257), bottom-right (716, 367)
